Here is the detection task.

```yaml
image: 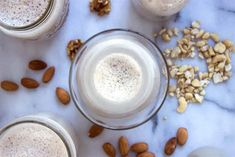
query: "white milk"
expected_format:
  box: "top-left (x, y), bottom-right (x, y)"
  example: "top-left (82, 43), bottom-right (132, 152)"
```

top-left (77, 35), bottom-right (160, 117)
top-left (0, 0), bottom-right (50, 27)
top-left (0, 123), bottom-right (68, 157)
top-left (0, 0), bottom-right (69, 40)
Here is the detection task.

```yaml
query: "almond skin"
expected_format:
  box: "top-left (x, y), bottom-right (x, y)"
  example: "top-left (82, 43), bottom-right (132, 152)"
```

top-left (130, 142), bottom-right (148, 153)
top-left (88, 124), bottom-right (104, 138)
top-left (164, 137), bottom-right (177, 155)
top-left (119, 136), bottom-right (129, 156)
top-left (28, 60), bottom-right (47, 70)
top-left (137, 152), bottom-right (155, 157)
top-left (177, 127), bottom-right (188, 146)
top-left (56, 87), bottom-right (70, 105)
top-left (42, 66), bottom-right (55, 83)
top-left (1, 80), bottom-right (19, 91)
top-left (21, 78), bottom-right (39, 89)
top-left (103, 143), bottom-right (116, 157)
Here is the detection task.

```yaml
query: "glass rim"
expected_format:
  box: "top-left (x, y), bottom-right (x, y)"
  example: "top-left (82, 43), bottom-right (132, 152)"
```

top-left (0, 118), bottom-right (72, 157)
top-left (0, 0), bottom-right (54, 30)
top-left (69, 28), bottom-right (169, 130)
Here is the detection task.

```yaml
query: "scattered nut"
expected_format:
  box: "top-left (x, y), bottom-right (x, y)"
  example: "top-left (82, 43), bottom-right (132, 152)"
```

top-left (103, 143), bottom-right (116, 157)
top-left (119, 136), bottom-right (129, 156)
top-left (88, 124), bottom-right (104, 138)
top-left (67, 39), bottom-right (83, 61)
top-left (1, 80), bottom-right (19, 91)
top-left (21, 77), bottom-right (39, 89)
top-left (176, 127), bottom-right (188, 146)
top-left (177, 97), bottom-right (187, 113)
top-left (90, 0), bottom-right (111, 16)
top-left (42, 66), bottom-right (55, 83)
top-left (130, 142), bottom-right (148, 153)
top-left (137, 152), bottom-right (155, 157)
top-left (28, 60), bottom-right (47, 71)
top-left (56, 87), bottom-right (70, 105)
top-left (164, 137), bottom-right (177, 155)
top-left (214, 42), bottom-right (226, 54)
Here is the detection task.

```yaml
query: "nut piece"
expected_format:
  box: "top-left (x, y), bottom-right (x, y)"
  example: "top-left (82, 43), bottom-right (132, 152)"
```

top-left (191, 79), bottom-right (201, 87)
top-left (164, 137), bottom-right (177, 155)
top-left (1, 80), bottom-right (19, 91)
top-left (28, 60), bottom-right (47, 71)
top-left (21, 77), bottom-right (39, 89)
top-left (210, 33), bottom-right (220, 42)
top-left (137, 152), bottom-right (155, 157)
top-left (118, 136), bottom-right (129, 156)
top-left (90, 0), bottom-right (111, 16)
top-left (88, 124), bottom-right (104, 138)
top-left (42, 66), bottom-right (55, 83)
top-left (56, 87), bottom-right (70, 105)
top-left (103, 143), bottom-right (116, 157)
top-left (214, 42), bottom-right (226, 54)
top-left (67, 39), bottom-right (83, 61)
top-left (130, 142), bottom-right (148, 153)
top-left (177, 97), bottom-right (187, 113)
top-left (176, 127), bottom-right (188, 146)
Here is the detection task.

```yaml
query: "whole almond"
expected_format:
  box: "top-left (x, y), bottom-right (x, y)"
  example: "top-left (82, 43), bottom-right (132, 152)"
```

top-left (119, 136), bottom-right (129, 156)
top-left (103, 143), bottom-right (116, 157)
top-left (130, 142), bottom-right (148, 153)
top-left (21, 78), bottom-right (39, 89)
top-left (42, 66), bottom-right (55, 83)
top-left (88, 124), bottom-right (104, 138)
top-left (137, 152), bottom-right (155, 157)
top-left (56, 87), bottom-right (70, 105)
top-left (1, 80), bottom-right (19, 91)
top-left (28, 60), bottom-right (47, 70)
top-left (164, 137), bottom-right (177, 155)
top-left (177, 127), bottom-right (188, 146)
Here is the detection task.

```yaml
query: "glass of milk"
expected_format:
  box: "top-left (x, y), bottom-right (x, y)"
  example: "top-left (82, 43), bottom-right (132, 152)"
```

top-left (132, 0), bottom-right (188, 21)
top-left (69, 29), bottom-right (169, 130)
top-left (0, 113), bottom-right (78, 157)
top-left (0, 0), bottom-right (69, 40)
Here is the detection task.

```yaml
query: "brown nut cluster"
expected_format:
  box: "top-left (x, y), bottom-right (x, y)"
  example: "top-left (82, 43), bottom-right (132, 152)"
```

top-left (66, 39), bottom-right (83, 61)
top-left (89, 0), bottom-right (111, 16)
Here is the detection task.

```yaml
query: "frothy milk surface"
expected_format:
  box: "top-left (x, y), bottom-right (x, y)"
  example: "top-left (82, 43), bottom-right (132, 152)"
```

top-left (0, 122), bottom-right (68, 157)
top-left (94, 53), bottom-right (142, 102)
top-left (0, 0), bottom-right (50, 27)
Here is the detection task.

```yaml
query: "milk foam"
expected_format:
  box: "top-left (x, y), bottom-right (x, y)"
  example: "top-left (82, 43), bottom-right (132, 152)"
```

top-left (0, 123), bottom-right (68, 157)
top-left (94, 53), bottom-right (142, 102)
top-left (0, 0), bottom-right (50, 27)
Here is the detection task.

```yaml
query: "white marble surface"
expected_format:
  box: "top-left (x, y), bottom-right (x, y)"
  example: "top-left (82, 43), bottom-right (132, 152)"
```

top-left (1, 0), bottom-right (235, 156)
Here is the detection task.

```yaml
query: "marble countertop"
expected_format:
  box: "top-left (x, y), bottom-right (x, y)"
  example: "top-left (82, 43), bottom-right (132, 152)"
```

top-left (1, 0), bottom-right (235, 156)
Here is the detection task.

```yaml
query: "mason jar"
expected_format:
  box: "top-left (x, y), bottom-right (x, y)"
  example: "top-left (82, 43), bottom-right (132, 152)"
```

top-left (132, 0), bottom-right (188, 21)
top-left (0, 0), bottom-right (69, 40)
top-left (0, 113), bottom-right (77, 157)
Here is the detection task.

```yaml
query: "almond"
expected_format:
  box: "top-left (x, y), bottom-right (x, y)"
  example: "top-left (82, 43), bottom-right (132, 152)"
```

top-left (176, 127), bottom-right (188, 145)
top-left (130, 142), bottom-right (148, 153)
top-left (21, 78), bottom-right (39, 89)
top-left (103, 143), bottom-right (116, 157)
top-left (56, 87), bottom-right (70, 105)
top-left (28, 60), bottom-right (47, 70)
top-left (88, 124), bottom-right (104, 138)
top-left (1, 80), bottom-right (19, 91)
top-left (119, 136), bottom-right (129, 156)
top-left (42, 66), bottom-right (55, 83)
top-left (137, 152), bottom-right (155, 157)
top-left (164, 137), bottom-right (177, 155)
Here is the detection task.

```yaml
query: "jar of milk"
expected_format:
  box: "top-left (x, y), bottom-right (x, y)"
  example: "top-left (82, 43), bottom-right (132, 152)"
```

top-left (0, 0), bottom-right (69, 40)
top-left (132, 0), bottom-right (188, 21)
top-left (0, 113), bottom-right (77, 157)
